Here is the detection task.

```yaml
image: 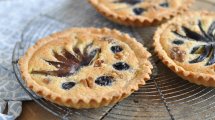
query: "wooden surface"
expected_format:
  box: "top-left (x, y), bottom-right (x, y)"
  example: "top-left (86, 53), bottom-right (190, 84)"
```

top-left (17, 102), bottom-right (58, 120)
top-left (17, 0), bottom-right (215, 120)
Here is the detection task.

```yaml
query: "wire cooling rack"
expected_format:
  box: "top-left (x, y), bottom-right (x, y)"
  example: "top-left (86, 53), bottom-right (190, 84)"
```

top-left (12, 0), bottom-right (215, 120)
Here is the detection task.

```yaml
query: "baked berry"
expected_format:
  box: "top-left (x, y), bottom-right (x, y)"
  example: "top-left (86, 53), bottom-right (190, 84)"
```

top-left (111, 45), bottom-right (123, 53)
top-left (95, 76), bottom-right (114, 86)
top-left (133, 8), bottom-right (145, 15)
top-left (172, 40), bottom-right (184, 45)
top-left (160, 2), bottom-right (169, 7)
top-left (62, 82), bottom-right (76, 90)
top-left (113, 62), bottom-right (130, 70)
top-left (115, 0), bottom-right (142, 5)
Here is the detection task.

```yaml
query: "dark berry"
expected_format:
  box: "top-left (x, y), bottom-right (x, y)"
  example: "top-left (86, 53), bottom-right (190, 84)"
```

top-left (95, 76), bottom-right (114, 86)
top-left (113, 62), bottom-right (130, 70)
top-left (133, 8), bottom-right (145, 15)
top-left (160, 2), bottom-right (169, 7)
top-left (172, 40), bottom-right (184, 45)
top-left (31, 43), bottom-right (99, 77)
top-left (115, 0), bottom-right (142, 5)
top-left (111, 45), bottom-right (123, 53)
top-left (62, 82), bottom-right (76, 90)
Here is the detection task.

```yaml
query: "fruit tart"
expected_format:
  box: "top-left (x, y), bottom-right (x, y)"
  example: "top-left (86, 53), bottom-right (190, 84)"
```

top-left (154, 11), bottom-right (215, 87)
top-left (89, 0), bottom-right (194, 27)
top-left (19, 28), bottom-right (152, 108)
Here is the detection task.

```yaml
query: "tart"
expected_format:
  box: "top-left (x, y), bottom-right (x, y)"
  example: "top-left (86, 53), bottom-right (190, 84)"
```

top-left (154, 11), bottom-right (215, 87)
top-left (19, 28), bottom-right (152, 108)
top-left (89, 0), bottom-right (194, 27)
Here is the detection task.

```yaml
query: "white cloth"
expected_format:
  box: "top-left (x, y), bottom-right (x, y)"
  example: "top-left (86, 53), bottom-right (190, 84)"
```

top-left (0, 0), bottom-right (63, 119)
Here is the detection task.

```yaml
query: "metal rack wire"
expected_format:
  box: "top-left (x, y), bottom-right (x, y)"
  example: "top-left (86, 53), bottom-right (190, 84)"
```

top-left (11, 0), bottom-right (215, 119)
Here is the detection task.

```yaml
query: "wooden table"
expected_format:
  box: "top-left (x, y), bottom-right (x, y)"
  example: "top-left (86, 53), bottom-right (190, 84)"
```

top-left (17, 0), bottom-right (215, 120)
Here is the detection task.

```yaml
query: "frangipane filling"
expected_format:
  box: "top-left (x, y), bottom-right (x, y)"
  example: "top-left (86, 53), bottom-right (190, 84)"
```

top-left (98, 0), bottom-right (181, 16)
top-left (29, 33), bottom-right (139, 91)
top-left (171, 20), bottom-right (215, 66)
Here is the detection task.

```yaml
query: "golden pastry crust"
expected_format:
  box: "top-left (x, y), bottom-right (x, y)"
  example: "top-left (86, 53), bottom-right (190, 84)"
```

top-left (154, 11), bottom-right (215, 87)
top-left (19, 28), bottom-right (152, 108)
top-left (89, 0), bottom-right (194, 27)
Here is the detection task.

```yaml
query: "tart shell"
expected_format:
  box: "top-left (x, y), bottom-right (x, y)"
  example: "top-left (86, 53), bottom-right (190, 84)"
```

top-left (153, 11), bottom-right (215, 87)
top-left (19, 28), bottom-right (153, 108)
top-left (88, 0), bottom-right (194, 27)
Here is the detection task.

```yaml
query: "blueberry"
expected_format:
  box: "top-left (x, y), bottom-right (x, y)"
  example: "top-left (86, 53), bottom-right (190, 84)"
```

top-left (172, 40), bottom-right (184, 45)
top-left (111, 45), bottom-right (123, 53)
top-left (95, 76), bottom-right (114, 86)
top-left (133, 8), bottom-right (145, 15)
top-left (113, 62), bottom-right (130, 70)
top-left (115, 0), bottom-right (142, 5)
top-left (160, 2), bottom-right (169, 7)
top-left (62, 82), bottom-right (75, 90)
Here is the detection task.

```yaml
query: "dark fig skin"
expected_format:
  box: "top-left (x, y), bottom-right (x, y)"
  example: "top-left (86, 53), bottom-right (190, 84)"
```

top-left (182, 26), bottom-right (205, 41)
top-left (207, 46), bottom-right (215, 66)
top-left (31, 44), bottom-right (100, 77)
top-left (190, 46), bottom-right (201, 54)
top-left (173, 20), bottom-right (215, 66)
top-left (190, 45), bottom-right (211, 64)
top-left (207, 21), bottom-right (215, 41)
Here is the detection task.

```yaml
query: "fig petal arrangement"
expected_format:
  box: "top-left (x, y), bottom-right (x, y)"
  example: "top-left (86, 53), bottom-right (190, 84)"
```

top-left (154, 11), bottom-right (215, 87)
